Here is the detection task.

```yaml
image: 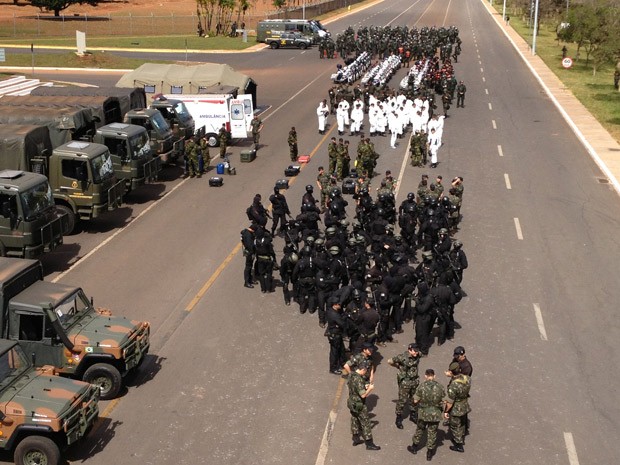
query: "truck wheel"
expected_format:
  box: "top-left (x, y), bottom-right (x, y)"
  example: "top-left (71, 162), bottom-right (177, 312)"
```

top-left (55, 204), bottom-right (76, 235)
top-left (205, 133), bottom-right (219, 147)
top-left (84, 363), bottom-right (122, 400)
top-left (299, 43), bottom-right (308, 49)
top-left (270, 42), bottom-right (279, 49)
top-left (15, 436), bottom-right (60, 465)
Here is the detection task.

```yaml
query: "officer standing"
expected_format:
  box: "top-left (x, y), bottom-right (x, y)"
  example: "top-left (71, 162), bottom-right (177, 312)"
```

top-left (200, 136), bottom-right (211, 173)
top-left (326, 297), bottom-right (347, 375)
top-left (408, 368), bottom-right (445, 461)
top-left (317, 99), bottom-right (330, 134)
top-left (269, 186), bottom-right (290, 236)
top-left (327, 137), bottom-right (338, 175)
top-left (388, 343), bottom-right (421, 429)
top-left (254, 228), bottom-right (277, 293)
top-left (316, 166), bottom-right (331, 212)
top-left (456, 81), bottom-right (467, 108)
top-left (288, 127), bottom-right (298, 162)
top-left (219, 123), bottom-right (229, 159)
top-left (184, 136), bottom-right (199, 178)
top-left (444, 362), bottom-right (471, 453)
top-left (240, 224), bottom-right (257, 288)
top-left (343, 341), bottom-right (376, 382)
top-left (347, 361), bottom-right (381, 450)
top-left (250, 115), bottom-right (263, 148)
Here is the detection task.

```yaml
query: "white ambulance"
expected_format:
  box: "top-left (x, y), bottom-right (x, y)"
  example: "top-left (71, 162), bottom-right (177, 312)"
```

top-left (163, 93), bottom-right (254, 147)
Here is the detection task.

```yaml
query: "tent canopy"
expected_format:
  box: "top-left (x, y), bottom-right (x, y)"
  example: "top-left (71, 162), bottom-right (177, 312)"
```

top-left (115, 63), bottom-right (257, 107)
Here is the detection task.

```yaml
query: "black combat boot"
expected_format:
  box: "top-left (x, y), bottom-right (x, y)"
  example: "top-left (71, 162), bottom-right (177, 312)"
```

top-left (407, 443), bottom-right (418, 455)
top-left (409, 410), bottom-right (418, 424)
top-left (449, 443), bottom-right (464, 453)
top-left (352, 435), bottom-right (364, 446)
top-left (426, 448), bottom-right (435, 461)
top-left (365, 439), bottom-right (380, 450)
top-left (395, 414), bottom-right (404, 429)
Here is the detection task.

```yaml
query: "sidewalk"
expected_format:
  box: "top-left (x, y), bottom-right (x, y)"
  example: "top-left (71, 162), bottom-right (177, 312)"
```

top-left (480, 0), bottom-right (620, 196)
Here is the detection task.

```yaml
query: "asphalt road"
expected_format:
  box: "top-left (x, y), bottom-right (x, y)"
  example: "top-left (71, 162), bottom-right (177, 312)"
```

top-left (5, 0), bottom-right (620, 464)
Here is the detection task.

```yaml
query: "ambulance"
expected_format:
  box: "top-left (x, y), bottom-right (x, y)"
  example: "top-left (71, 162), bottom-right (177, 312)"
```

top-left (163, 92), bottom-right (254, 147)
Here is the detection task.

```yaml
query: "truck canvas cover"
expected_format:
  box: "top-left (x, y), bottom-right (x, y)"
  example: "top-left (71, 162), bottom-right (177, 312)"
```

top-left (0, 95), bottom-right (123, 126)
top-left (30, 86), bottom-right (146, 117)
top-left (0, 106), bottom-right (94, 147)
top-left (0, 124), bottom-right (53, 171)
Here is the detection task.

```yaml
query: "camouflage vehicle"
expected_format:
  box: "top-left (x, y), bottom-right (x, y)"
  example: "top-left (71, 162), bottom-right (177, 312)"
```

top-left (0, 257), bottom-right (150, 400)
top-left (0, 339), bottom-right (99, 465)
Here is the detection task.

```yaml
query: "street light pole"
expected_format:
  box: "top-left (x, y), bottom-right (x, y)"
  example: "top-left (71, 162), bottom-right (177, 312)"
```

top-left (532, 0), bottom-right (540, 55)
top-left (502, 0), bottom-right (507, 22)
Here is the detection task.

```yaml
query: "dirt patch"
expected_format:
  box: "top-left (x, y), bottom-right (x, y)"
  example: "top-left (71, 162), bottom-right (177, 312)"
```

top-left (0, 0), bottom-right (274, 17)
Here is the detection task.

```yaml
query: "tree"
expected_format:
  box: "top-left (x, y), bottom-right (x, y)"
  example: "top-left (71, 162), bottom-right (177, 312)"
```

top-left (272, 0), bottom-right (286, 11)
top-left (29, 0), bottom-right (100, 17)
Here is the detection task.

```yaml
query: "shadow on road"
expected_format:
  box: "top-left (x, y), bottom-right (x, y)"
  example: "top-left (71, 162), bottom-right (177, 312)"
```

top-left (67, 418), bottom-right (122, 463)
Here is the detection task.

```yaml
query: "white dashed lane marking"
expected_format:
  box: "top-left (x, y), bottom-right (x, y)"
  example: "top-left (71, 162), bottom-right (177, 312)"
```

top-left (488, 102), bottom-right (493, 110)
top-left (504, 173), bottom-right (511, 189)
top-left (497, 144), bottom-right (503, 157)
top-left (564, 432), bottom-right (580, 465)
top-left (513, 217), bottom-right (523, 240)
top-left (492, 119), bottom-right (497, 129)
top-left (485, 88), bottom-right (489, 94)
top-left (482, 76), bottom-right (486, 82)
top-left (533, 303), bottom-right (548, 340)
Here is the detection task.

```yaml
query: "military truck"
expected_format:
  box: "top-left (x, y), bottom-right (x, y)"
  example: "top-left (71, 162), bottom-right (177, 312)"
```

top-left (0, 125), bottom-right (125, 234)
top-left (0, 339), bottom-right (99, 465)
top-left (0, 257), bottom-right (151, 400)
top-left (92, 123), bottom-right (160, 192)
top-left (0, 96), bottom-right (161, 192)
top-left (30, 86), bottom-right (189, 165)
top-left (0, 170), bottom-right (65, 259)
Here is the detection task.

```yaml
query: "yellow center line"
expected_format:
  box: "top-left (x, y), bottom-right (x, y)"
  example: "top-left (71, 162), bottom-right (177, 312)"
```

top-left (184, 126), bottom-right (335, 312)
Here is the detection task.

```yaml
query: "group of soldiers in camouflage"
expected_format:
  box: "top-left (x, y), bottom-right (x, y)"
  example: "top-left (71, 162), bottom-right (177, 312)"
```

top-left (318, 36), bottom-right (337, 59)
top-left (183, 134), bottom-right (211, 178)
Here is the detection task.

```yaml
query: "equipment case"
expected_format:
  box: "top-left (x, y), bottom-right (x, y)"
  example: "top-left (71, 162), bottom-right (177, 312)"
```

top-left (275, 179), bottom-right (290, 189)
top-left (240, 149), bottom-right (257, 163)
top-left (284, 165), bottom-right (301, 176)
top-left (209, 176), bottom-right (224, 187)
top-left (342, 178), bottom-right (356, 195)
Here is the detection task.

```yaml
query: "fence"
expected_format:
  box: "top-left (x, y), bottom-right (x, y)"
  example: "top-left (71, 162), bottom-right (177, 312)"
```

top-left (0, 0), bottom-right (364, 39)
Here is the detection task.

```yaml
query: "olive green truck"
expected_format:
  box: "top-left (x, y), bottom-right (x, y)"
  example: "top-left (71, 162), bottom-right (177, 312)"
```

top-left (0, 257), bottom-right (150, 400)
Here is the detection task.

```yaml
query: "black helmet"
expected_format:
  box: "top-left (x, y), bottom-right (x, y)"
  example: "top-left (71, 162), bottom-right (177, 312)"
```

top-left (352, 289), bottom-right (362, 301)
top-left (306, 184), bottom-right (314, 193)
top-left (407, 192), bottom-right (415, 201)
top-left (453, 240), bottom-right (462, 248)
top-left (331, 188), bottom-right (341, 198)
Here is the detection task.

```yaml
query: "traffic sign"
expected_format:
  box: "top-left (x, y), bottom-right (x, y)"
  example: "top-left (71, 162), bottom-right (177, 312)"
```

top-left (562, 57), bottom-right (573, 69)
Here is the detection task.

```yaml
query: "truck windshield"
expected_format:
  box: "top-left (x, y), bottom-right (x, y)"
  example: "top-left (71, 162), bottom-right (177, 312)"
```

top-left (20, 181), bottom-right (54, 221)
top-left (129, 132), bottom-right (151, 159)
top-left (172, 102), bottom-right (192, 123)
top-left (90, 151), bottom-right (115, 184)
top-left (55, 290), bottom-right (90, 328)
top-left (150, 112), bottom-right (171, 135)
top-left (0, 346), bottom-right (29, 388)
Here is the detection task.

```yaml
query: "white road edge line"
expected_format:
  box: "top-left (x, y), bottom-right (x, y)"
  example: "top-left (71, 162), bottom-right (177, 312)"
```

top-left (314, 410), bottom-right (338, 465)
top-left (497, 144), bottom-right (504, 157)
top-left (564, 432), bottom-right (580, 465)
top-left (533, 303), bottom-right (548, 340)
top-left (513, 217), bottom-right (523, 240)
top-left (504, 173), bottom-right (511, 189)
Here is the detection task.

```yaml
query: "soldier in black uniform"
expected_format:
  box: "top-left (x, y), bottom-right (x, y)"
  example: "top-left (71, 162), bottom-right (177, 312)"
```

top-left (240, 224), bottom-right (257, 288)
top-left (302, 185), bottom-right (320, 213)
top-left (326, 297), bottom-right (348, 374)
top-left (279, 245), bottom-right (298, 305)
top-left (292, 246), bottom-right (319, 314)
top-left (413, 282), bottom-right (434, 355)
top-left (254, 228), bottom-right (277, 293)
top-left (246, 194), bottom-right (269, 228)
top-left (449, 240), bottom-right (468, 285)
top-left (431, 273), bottom-right (458, 345)
top-left (269, 186), bottom-right (290, 237)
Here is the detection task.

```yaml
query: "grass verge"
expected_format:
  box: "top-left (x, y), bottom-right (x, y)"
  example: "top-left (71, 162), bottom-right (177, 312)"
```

top-left (505, 9), bottom-right (620, 143)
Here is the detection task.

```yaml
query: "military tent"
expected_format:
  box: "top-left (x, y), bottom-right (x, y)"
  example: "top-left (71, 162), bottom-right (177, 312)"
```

top-left (115, 63), bottom-right (257, 107)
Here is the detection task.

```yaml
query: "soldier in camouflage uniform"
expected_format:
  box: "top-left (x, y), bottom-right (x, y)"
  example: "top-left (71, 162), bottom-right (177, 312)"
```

top-left (444, 362), bottom-right (471, 453)
top-left (335, 138), bottom-right (346, 180)
top-left (343, 341), bottom-right (376, 382)
top-left (218, 124), bottom-right (229, 159)
top-left (184, 136), bottom-right (199, 178)
top-left (316, 166), bottom-right (331, 212)
top-left (388, 343), bottom-right (421, 429)
top-left (200, 136), bottom-right (211, 173)
top-left (288, 127), bottom-right (298, 161)
top-left (410, 131), bottom-right (423, 167)
top-left (328, 137), bottom-right (338, 175)
top-left (347, 360), bottom-right (381, 450)
top-left (408, 368), bottom-right (445, 461)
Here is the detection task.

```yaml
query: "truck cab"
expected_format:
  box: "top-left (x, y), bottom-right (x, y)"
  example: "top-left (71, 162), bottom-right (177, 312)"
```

top-left (0, 257), bottom-right (150, 400)
top-left (93, 122), bottom-right (161, 192)
top-left (124, 108), bottom-right (178, 164)
top-left (0, 170), bottom-right (66, 259)
top-left (49, 141), bottom-right (125, 234)
top-left (150, 96), bottom-right (196, 141)
top-left (0, 339), bottom-right (99, 465)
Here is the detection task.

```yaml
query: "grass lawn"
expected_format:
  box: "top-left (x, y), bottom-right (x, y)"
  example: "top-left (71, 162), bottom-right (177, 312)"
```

top-left (0, 34), bottom-right (255, 51)
top-left (506, 10), bottom-right (620, 143)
